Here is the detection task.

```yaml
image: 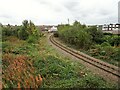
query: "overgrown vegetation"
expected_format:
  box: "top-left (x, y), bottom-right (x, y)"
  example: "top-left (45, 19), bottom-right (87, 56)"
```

top-left (57, 21), bottom-right (120, 66)
top-left (2, 20), bottom-right (42, 41)
top-left (2, 20), bottom-right (43, 88)
top-left (1, 20), bottom-right (118, 88)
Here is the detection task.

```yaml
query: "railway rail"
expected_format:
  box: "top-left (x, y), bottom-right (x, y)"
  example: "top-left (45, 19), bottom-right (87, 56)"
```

top-left (49, 35), bottom-right (120, 78)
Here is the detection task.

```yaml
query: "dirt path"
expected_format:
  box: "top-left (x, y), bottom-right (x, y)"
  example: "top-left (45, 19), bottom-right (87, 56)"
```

top-left (46, 33), bottom-right (119, 86)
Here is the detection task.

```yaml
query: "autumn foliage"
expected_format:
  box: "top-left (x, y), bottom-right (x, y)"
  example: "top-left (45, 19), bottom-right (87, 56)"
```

top-left (2, 54), bottom-right (42, 88)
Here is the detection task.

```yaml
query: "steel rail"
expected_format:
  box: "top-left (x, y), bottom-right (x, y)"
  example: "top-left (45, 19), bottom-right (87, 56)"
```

top-left (49, 35), bottom-right (120, 78)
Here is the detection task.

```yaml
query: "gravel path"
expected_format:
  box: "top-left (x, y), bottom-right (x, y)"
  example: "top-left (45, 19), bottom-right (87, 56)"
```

top-left (47, 33), bottom-right (119, 86)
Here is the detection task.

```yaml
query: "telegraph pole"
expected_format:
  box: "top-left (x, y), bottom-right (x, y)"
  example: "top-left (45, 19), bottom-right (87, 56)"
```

top-left (68, 18), bottom-right (69, 25)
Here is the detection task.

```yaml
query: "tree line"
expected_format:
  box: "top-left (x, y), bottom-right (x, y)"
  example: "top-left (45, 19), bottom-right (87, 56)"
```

top-left (55, 21), bottom-right (120, 63)
top-left (1, 20), bottom-right (42, 43)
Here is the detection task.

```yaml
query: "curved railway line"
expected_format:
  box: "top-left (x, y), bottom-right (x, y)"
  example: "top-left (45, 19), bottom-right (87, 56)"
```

top-left (49, 35), bottom-right (120, 78)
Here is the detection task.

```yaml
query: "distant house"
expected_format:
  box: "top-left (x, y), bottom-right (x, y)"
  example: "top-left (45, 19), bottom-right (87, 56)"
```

top-left (39, 25), bottom-right (58, 32)
top-left (39, 25), bottom-right (51, 31)
top-left (48, 26), bottom-right (58, 33)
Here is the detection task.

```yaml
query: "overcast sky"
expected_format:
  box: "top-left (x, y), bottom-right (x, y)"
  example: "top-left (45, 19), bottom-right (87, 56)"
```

top-left (0, 0), bottom-right (120, 25)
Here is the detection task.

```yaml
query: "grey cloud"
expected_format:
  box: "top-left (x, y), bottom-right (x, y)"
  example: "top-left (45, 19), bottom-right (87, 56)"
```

top-left (39, 1), bottom-right (49, 5)
top-left (34, 0), bottom-right (50, 5)
top-left (63, 1), bottom-right (80, 11)
top-left (0, 14), bottom-right (13, 19)
top-left (97, 8), bottom-right (112, 16)
top-left (0, 0), bottom-right (119, 25)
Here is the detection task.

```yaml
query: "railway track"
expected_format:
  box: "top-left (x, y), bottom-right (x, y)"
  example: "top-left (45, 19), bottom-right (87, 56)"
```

top-left (49, 35), bottom-right (120, 78)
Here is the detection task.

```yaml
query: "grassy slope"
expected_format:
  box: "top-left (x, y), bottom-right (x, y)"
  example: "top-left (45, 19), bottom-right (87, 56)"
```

top-left (2, 35), bottom-right (118, 88)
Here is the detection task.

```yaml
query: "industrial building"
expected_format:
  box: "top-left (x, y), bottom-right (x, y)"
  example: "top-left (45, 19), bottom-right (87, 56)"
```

top-left (97, 1), bottom-right (120, 34)
top-left (101, 24), bottom-right (120, 34)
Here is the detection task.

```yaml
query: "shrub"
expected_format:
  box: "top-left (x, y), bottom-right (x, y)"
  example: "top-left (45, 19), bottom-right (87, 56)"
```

top-left (89, 45), bottom-right (102, 56)
top-left (111, 35), bottom-right (120, 46)
top-left (85, 26), bottom-right (104, 44)
top-left (27, 35), bottom-right (36, 43)
top-left (58, 23), bottom-right (92, 49)
top-left (101, 42), bottom-right (111, 47)
top-left (2, 26), bottom-right (12, 36)
top-left (53, 31), bottom-right (59, 37)
top-left (18, 27), bottom-right (29, 40)
top-left (114, 48), bottom-right (120, 61)
top-left (103, 46), bottom-right (115, 56)
top-left (2, 55), bottom-right (42, 88)
top-left (2, 20), bottom-right (41, 41)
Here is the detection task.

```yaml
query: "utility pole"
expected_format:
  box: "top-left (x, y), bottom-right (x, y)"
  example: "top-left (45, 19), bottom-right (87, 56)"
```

top-left (68, 18), bottom-right (69, 25)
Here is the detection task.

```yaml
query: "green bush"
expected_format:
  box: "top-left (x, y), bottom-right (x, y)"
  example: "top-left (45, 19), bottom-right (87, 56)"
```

top-left (2, 42), bottom-right (10, 53)
top-left (58, 23), bottom-right (92, 49)
top-left (53, 31), bottom-right (59, 37)
top-left (2, 26), bottom-right (12, 36)
top-left (102, 35), bottom-right (120, 46)
top-left (2, 20), bottom-right (41, 41)
top-left (27, 35), bottom-right (36, 43)
top-left (101, 42), bottom-right (111, 47)
top-left (85, 26), bottom-right (104, 44)
top-left (114, 48), bottom-right (120, 61)
top-left (111, 35), bottom-right (120, 46)
top-left (18, 27), bottom-right (29, 40)
top-left (103, 46), bottom-right (115, 56)
top-left (33, 55), bottom-right (78, 78)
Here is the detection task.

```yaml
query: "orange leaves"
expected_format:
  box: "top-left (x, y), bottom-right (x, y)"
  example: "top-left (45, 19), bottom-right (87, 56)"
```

top-left (25, 80), bottom-right (30, 88)
top-left (35, 76), bottom-right (39, 82)
top-left (2, 54), bottom-right (42, 88)
top-left (30, 75), bottom-right (34, 82)
top-left (17, 82), bottom-right (21, 88)
top-left (35, 75), bottom-right (42, 88)
top-left (39, 74), bottom-right (42, 82)
top-left (16, 75), bottom-right (43, 88)
top-left (38, 75), bottom-right (42, 87)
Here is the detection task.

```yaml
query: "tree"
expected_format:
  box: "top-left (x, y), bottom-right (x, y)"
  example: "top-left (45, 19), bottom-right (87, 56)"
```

top-left (2, 24), bottom-right (12, 36)
top-left (22, 20), bottom-right (29, 29)
top-left (85, 26), bottom-right (104, 44)
top-left (29, 20), bottom-right (36, 35)
top-left (18, 20), bottom-right (41, 40)
top-left (73, 21), bottom-right (81, 27)
top-left (18, 26), bottom-right (29, 40)
top-left (18, 20), bottom-right (29, 40)
top-left (58, 22), bottom-right (92, 49)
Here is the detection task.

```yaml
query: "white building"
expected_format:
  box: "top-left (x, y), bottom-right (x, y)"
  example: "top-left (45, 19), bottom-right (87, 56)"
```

top-left (48, 26), bottom-right (58, 32)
